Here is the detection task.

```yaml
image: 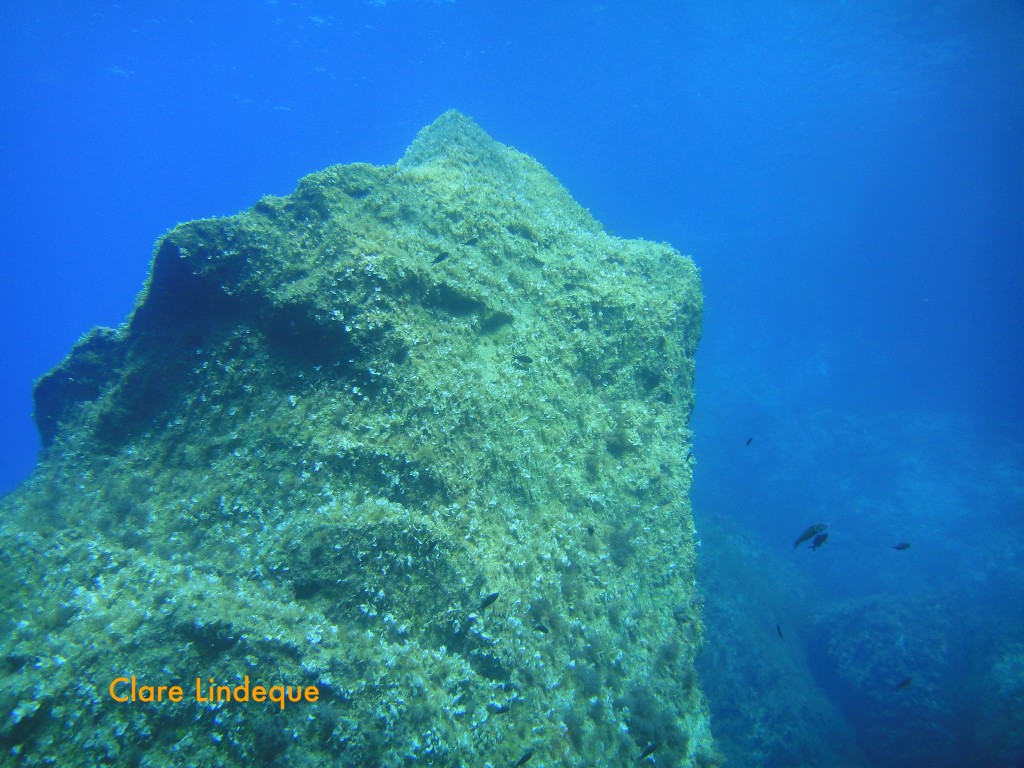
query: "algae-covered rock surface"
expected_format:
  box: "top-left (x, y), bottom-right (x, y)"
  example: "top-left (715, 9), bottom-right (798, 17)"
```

top-left (0, 111), bottom-right (712, 767)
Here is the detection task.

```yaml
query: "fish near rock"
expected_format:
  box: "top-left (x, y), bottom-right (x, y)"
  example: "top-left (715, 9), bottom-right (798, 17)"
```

top-left (793, 523), bottom-right (827, 549)
top-left (513, 750), bottom-right (534, 766)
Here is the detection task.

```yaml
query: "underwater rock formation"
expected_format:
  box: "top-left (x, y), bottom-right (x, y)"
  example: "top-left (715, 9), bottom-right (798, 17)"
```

top-left (811, 593), bottom-right (969, 768)
top-left (0, 111), bottom-right (712, 766)
top-left (976, 643), bottom-right (1024, 764)
top-left (696, 518), bottom-right (870, 768)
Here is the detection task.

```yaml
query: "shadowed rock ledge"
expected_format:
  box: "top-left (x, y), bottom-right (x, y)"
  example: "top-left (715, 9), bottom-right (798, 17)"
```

top-left (1, 110), bottom-right (713, 767)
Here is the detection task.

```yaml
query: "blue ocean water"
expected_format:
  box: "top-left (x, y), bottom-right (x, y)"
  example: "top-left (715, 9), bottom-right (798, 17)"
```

top-left (1, 2), bottom-right (1021, 765)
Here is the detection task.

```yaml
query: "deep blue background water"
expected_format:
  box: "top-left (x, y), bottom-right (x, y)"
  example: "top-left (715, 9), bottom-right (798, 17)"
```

top-left (2, 2), bottom-right (1022, 765)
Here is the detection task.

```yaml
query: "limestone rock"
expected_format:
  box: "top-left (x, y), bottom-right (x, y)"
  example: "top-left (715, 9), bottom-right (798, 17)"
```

top-left (1, 111), bottom-right (713, 767)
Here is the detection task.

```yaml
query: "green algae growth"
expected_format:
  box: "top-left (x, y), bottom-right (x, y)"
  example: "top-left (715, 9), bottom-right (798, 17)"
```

top-left (0, 110), bottom-right (715, 767)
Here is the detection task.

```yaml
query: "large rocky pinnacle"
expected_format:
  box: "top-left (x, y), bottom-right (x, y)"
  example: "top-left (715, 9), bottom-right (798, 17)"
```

top-left (1, 110), bottom-right (714, 767)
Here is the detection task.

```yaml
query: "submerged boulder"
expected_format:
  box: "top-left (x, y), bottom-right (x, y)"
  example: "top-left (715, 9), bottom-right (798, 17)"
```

top-left (0, 111), bottom-right (713, 766)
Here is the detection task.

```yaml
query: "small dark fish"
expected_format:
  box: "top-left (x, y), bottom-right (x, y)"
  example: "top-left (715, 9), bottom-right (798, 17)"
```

top-left (514, 750), bottom-right (534, 766)
top-left (480, 592), bottom-right (500, 610)
top-left (793, 523), bottom-right (828, 549)
top-left (513, 354), bottom-right (533, 367)
top-left (431, 251), bottom-right (450, 264)
top-left (639, 743), bottom-right (657, 760)
top-left (810, 532), bottom-right (828, 550)
top-left (745, 437), bottom-right (753, 448)
top-left (776, 624), bottom-right (783, 640)
top-left (894, 676), bottom-right (912, 690)
top-left (892, 542), bottom-right (911, 551)
top-left (487, 701), bottom-right (511, 715)
top-left (534, 624), bottom-right (549, 634)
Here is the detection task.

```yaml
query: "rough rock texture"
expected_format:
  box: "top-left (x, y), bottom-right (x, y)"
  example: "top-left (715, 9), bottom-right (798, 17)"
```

top-left (0, 111), bottom-right (713, 767)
